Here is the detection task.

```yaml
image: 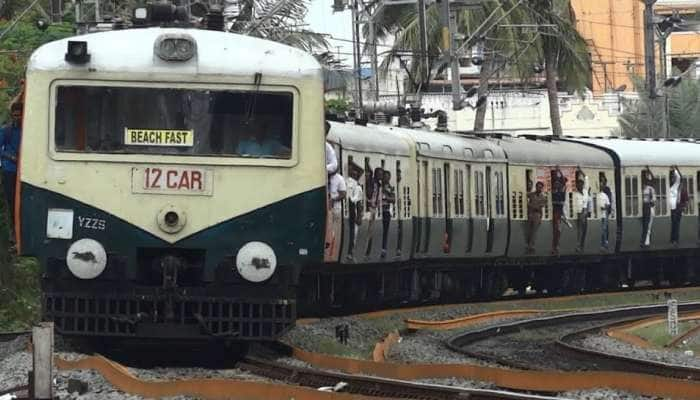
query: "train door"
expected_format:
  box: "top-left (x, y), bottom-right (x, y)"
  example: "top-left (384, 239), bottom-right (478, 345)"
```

top-left (485, 165), bottom-right (494, 252)
top-left (416, 159), bottom-right (431, 255)
top-left (443, 163), bottom-right (452, 253)
top-left (465, 164), bottom-right (473, 253)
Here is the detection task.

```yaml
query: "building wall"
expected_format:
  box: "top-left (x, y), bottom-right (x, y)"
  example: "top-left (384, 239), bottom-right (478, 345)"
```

top-left (570, 0), bottom-right (646, 95)
top-left (415, 90), bottom-right (623, 136)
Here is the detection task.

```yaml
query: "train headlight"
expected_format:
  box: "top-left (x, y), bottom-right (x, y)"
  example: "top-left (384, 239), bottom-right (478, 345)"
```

top-left (65, 41), bottom-right (90, 64)
top-left (66, 239), bottom-right (107, 279)
top-left (155, 34), bottom-right (196, 62)
top-left (236, 242), bottom-right (277, 283)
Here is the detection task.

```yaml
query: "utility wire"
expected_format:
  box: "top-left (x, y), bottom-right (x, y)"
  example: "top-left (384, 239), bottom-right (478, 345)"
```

top-left (0, 0), bottom-right (42, 42)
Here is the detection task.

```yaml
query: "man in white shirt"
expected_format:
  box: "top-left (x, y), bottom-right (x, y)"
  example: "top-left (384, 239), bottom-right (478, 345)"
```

top-left (572, 171), bottom-right (589, 252)
top-left (641, 170), bottom-right (656, 248)
top-left (325, 172), bottom-right (346, 260)
top-left (345, 162), bottom-right (364, 261)
top-left (669, 166), bottom-right (682, 245)
top-left (325, 121), bottom-right (338, 175)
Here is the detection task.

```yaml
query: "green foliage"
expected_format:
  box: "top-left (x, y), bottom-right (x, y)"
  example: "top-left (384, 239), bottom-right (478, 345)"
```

top-left (326, 98), bottom-right (350, 114)
top-left (618, 73), bottom-right (700, 138)
top-left (0, 19), bottom-right (73, 121)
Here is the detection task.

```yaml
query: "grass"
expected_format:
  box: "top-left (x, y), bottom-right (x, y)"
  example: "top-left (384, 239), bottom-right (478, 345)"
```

top-left (0, 255), bottom-right (41, 331)
top-left (630, 321), bottom-right (700, 348)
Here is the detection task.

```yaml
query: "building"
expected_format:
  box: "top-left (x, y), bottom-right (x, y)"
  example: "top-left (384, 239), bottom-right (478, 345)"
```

top-left (571, 0), bottom-right (700, 95)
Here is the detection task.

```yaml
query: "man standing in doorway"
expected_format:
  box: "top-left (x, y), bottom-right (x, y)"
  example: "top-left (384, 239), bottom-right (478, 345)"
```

top-left (573, 169), bottom-right (590, 253)
top-left (1, 102), bottom-right (22, 246)
top-left (326, 171), bottom-right (346, 260)
top-left (551, 167), bottom-right (568, 255)
top-left (598, 174), bottom-right (613, 251)
top-left (345, 162), bottom-right (364, 261)
top-left (526, 181), bottom-right (546, 254)
top-left (380, 169), bottom-right (395, 259)
top-left (641, 169), bottom-right (656, 248)
top-left (669, 166), bottom-right (682, 246)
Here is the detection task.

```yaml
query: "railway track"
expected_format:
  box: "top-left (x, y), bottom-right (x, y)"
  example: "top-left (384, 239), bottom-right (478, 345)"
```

top-left (238, 355), bottom-right (564, 400)
top-left (447, 301), bottom-right (700, 380)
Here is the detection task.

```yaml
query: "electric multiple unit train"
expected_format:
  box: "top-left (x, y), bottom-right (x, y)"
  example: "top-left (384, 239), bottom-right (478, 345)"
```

top-left (19, 25), bottom-right (700, 342)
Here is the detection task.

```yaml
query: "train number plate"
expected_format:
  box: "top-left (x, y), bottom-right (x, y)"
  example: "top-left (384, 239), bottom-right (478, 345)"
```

top-left (131, 166), bottom-right (213, 196)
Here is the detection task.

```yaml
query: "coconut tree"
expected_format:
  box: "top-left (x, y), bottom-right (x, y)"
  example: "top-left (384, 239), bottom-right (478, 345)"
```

top-left (375, 0), bottom-right (590, 135)
top-left (525, 0), bottom-right (591, 136)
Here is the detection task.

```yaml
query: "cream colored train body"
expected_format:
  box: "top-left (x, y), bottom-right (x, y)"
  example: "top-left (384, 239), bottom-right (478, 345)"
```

top-left (20, 28), bottom-right (327, 340)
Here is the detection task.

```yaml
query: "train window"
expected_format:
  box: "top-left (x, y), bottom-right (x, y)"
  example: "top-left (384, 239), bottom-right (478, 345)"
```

top-left (54, 85), bottom-right (293, 159)
top-left (625, 176), bottom-right (639, 217)
top-left (495, 171), bottom-right (505, 216)
top-left (432, 168), bottom-right (438, 215)
top-left (454, 169), bottom-right (465, 216)
top-left (682, 177), bottom-right (694, 215)
top-left (475, 171), bottom-right (485, 216)
top-left (436, 168), bottom-right (443, 215)
top-left (464, 165), bottom-right (471, 218)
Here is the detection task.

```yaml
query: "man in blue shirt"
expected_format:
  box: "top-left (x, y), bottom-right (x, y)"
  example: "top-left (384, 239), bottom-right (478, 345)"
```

top-left (1, 102), bottom-right (21, 244)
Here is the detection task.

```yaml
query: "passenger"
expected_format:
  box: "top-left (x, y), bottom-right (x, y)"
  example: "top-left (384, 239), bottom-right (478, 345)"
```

top-left (669, 166), bottom-right (682, 246)
top-left (550, 167), bottom-right (568, 255)
top-left (641, 169), bottom-right (656, 248)
top-left (526, 181), bottom-right (546, 254)
top-left (598, 174), bottom-right (613, 251)
top-left (236, 122), bottom-right (265, 156)
top-left (325, 172), bottom-right (346, 260)
top-left (380, 170), bottom-right (396, 259)
top-left (325, 121), bottom-right (338, 175)
top-left (345, 162), bottom-right (364, 261)
top-left (572, 169), bottom-right (590, 253)
top-left (364, 167), bottom-right (383, 257)
top-left (1, 102), bottom-right (21, 245)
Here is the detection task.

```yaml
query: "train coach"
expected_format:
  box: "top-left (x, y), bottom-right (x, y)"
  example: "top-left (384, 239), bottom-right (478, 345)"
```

top-left (301, 123), bottom-right (700, 314)
top-left (19, 27), bottom-right (327, 340)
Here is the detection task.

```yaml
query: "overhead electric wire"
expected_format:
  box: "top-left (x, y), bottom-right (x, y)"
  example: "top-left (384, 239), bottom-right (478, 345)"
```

top-left (0, 0), bottom-right (42, 41)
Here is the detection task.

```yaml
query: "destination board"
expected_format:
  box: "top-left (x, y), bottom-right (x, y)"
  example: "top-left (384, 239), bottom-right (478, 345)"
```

top-left (124, 128), bottom-right (194, 147)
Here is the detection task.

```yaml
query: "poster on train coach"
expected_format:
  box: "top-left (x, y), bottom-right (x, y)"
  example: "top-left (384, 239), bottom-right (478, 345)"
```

top-left (535, 166), bottom-right (578, 193)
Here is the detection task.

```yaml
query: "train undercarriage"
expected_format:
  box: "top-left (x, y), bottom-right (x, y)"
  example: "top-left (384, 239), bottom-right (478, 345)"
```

top-left (298, 251), bottom-right (700, 317)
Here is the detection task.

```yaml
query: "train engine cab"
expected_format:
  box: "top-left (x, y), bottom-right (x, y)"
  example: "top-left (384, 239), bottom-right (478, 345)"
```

top-left (19, 28), bottom-right (326, 340)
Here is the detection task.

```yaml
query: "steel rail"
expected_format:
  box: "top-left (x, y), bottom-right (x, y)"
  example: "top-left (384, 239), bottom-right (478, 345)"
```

top-left (239, 355), bottom-right (564, 400)
top-left (447, 301), bottom-right (700, 379)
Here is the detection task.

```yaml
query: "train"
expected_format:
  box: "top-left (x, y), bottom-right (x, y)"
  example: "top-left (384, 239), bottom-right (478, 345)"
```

top-left (18, 21), bottom-right (700, 343)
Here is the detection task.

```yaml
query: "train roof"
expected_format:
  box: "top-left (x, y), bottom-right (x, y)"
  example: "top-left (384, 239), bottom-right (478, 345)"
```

top-left (493, 136), bottom-right (614, 168)
top-left (28, 27), bottom-right (321, 78)
top-left (376, 126), bottom-right (507, 162)
top-left (327, 122), bottom-right (411, 156)
top-left (567, 138), bottom-right (700, 167)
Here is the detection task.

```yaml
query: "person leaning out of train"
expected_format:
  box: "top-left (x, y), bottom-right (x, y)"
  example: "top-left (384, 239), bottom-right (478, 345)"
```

top-left (380, 170), bottom-right (396, 259)
top-left (345, 162), bottom-right (364, 262)
top-left (325, 121), bottom-right (338, 175)
top-left (572, 169), bottom-right (590, 253)
top-left (598, 174), bottom-right (613, 251)
top-left (526, 181), bottom-right (546, 254)
top-left (669, 166), bottom-right (683, 246)
top-left (550, 166), bottom-right (568, 255)
top-left (641, 169), bottom-right (656, 248)
top-left (325, 171), bottom-right (347, 258)
top-left (1, 102), bottom-right (21, 246)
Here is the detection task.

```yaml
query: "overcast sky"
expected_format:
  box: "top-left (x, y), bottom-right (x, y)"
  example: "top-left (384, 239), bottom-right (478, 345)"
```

top-left (305, 0), bottom-right (355, 65)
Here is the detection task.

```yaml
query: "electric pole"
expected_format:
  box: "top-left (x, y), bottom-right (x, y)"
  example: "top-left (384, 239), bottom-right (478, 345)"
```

top-left (643, 0), bottom-right (659, 138)
top-left (417, 0), bottom-right (430, 91)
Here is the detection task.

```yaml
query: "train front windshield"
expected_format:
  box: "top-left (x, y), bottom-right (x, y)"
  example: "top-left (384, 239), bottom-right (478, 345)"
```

top-left (54, 85), bottom-right (294, 159)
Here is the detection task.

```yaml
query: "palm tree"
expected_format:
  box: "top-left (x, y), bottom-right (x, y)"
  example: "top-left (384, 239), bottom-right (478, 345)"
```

top-left (376, 0), bottom-right (590, 135)
top-left (618, 73), bottom-right (700, 138)
top-left (234, 0), bottom-right (328, 52)
top-left (525, 0), bottom-right (591, 136)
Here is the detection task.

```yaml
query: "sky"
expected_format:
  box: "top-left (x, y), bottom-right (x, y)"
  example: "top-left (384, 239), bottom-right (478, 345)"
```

top-left (304, 0), bottom-right (355, 66)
